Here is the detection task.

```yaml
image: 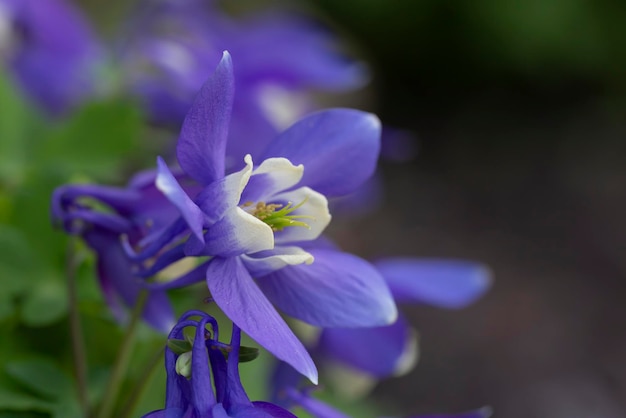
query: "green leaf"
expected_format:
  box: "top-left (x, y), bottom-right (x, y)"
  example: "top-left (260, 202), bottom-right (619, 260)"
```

top-left (0, 387), bottom-right (54, 412)
top-left (19, 276), bottom-right (68, 327)
top-left (37, 99), bottom-right (142, 179)
top-left (5, 358), bottom-right (73, 400)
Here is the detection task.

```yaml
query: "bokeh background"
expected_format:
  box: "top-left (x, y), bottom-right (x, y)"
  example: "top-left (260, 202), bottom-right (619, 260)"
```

top-left (2, 0), bottom-right (626, 417)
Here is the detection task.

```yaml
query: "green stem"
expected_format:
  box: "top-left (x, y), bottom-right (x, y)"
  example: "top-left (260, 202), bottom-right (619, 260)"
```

top-left (118, 346), bottom-right (164, 418)
top-left (96, 290), bottom-right (148, 418)
top-left (66, 237), bottom-right (90, 418)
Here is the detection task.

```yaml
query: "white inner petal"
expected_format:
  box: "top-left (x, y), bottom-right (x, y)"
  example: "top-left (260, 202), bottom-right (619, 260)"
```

top-left (242, 245), bottom-right (314, 277)
top-left (271, 186), bottom-right (331, 244)
top-left (223, 154), bottom-right (254, 205)
top-left (393, 328), bottom-right (419, 377)
top-left (204, 206), bottom-right (274, 257)
top-left (249, 157), bottom-right (304, 200)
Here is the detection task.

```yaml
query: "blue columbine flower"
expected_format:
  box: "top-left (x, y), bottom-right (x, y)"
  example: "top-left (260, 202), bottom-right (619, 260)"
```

top-left (143, 310), bottom-right (297, 418)
top-left (119, 0), bottom-right (366, 162)
top-left (126, 51), bottom-right (397, 384)
top-left (0, 0), bottom-right (103, 114)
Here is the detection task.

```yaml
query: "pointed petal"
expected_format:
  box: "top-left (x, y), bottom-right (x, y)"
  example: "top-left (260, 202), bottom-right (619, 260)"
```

top-left (240, 157), bottom-right (303, 203)
top-left (374, 258), bottom-right (493, 308)
top-left (259, 249), bottom-right (397, 327)
top-left (156, 157), bottom-right (205, 242)
top-left (317, 314), bottom-right (417, 378)
top-left (204, 207), bottom-right (274, 257)
top-left (176, 51), bottom-right (234, 185)
top-left (206, 257), bottom-right (318, 384)
top-left (241, 246), bottom-right (314, 277)
top-left (261, 109), bottom-right (381, 197)
top-left (271, 187), bottom-right (331, 244)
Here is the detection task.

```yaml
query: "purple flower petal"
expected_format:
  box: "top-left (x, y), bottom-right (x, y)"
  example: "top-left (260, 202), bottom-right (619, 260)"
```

top-left (317, 314), bottom-right (416, 378)
top-left (206, 256), bottom-right (318, 384)
top-left (176, 51), bottom-right (234, 185)
top-left (83, 228), bottom-right (175, 333)
top-left (156, 156), bottom-right (206, 242)
top-left (191, 317), bottom-right (216, 415)
top-left (258, 249), bottom-right (397, 327)
top-left (251, 402), bottom-right (297, 418)
top-left (261, 109), bottom-right (381, 197)
top-left (374, 259), bottom-right (493, 308)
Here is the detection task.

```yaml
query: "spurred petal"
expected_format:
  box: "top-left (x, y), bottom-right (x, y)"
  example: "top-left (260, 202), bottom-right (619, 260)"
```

top-left (206, 257), bottom-right (318, 384)
top-left (261, 109), bottom-right (381, 197)
top-left (156, 156), bottom-right (205, 242)
top-left (271, 187), bottom-right (331, 244)
top-left (203, 207), bottom-right (274, 257)
top-left (176, 51), bottom-right (234, 185)
top-left (240, 157), bottom-right (303, 204)
top-left (191, 317), bottom-right (216, 415)
top-left (317, 314), bottom-right (417, 378)
top-left (259, 249), bottom-right (397, 327)
top-left (374, 259), bottom-right (492, 308)
top-left (241, 246), bottom-right (314, 277)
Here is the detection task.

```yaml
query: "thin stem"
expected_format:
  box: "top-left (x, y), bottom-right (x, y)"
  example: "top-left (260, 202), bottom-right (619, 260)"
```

top-left (118, 346), bottom-right (164, 418)
top-left (66, 237), bottom-right (90, 418)
top-left (96, 290), bottom-right (148, 418)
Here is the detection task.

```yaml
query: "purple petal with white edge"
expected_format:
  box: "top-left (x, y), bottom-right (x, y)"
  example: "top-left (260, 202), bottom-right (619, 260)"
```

top-left (317, 314), bottom-right (417, 378)
top-left (258, 249), bottom-right (397, 327)
top-left (271, 187), bottom-right (331, 245)
top-left (241, 246), bottom-right (314, 278)
top-left (156, 156), bottom-right (205, 242)
top-left (203, 207), bottom-right (274, 257)
top-left (239, 157), bottom-right (303, 204)
top-left (261, 109), bottom-right (381, 197)
top-left (410, 407), bottom-right (493, 418)
top-left (176, 51), bottom-right (234, 185)
top-left (206, 257), bottom-right (318, 384)
top-left (196, 155), bottom-right (253, 224)
top-left (374, 259), bottom-right (493, 308)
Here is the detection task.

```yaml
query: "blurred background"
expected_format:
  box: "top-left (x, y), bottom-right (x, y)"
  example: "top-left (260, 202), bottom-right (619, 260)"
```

top-left (2, 0), bottom-right (626, 417)
top-left (305, 1), bottom-right (626, 417)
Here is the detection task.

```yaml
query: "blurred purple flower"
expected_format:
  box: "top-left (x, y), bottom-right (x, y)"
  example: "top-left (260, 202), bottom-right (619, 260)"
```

top-left (143, 310), bottom-right (296, 418)
top-left (0, 0), bottom-right (103, 114)
top-left (127, 52), bottom-right (396, 384)
top-left (120, 0), bottom-right (366, 167)
top-left (315, 259), bottom-right (493, 381)
top-left (51, 171), bottom-right (191, 332)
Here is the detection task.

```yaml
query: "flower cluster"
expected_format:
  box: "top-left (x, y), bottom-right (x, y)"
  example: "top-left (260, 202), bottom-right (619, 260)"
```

top-left (44, 1), bottom-right (493, 416)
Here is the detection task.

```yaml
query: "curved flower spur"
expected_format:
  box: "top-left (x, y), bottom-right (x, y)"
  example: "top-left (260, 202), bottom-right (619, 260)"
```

top-left (143, 310), bottom-right (297, 418)
top-left (125, 52), bottom-right (397, 384)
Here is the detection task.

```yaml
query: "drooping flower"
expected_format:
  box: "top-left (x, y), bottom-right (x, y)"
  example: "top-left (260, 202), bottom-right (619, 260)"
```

top-left (143, 310), bottom-right (296, 418)
top-left (125, 51), bottom-right (397, 384)
top-left (0, 0), bottom-right (104, 114)
top-left (51, 171), bottom-right (188, 332)
top-left (119, 0), bottom-right (366, 166)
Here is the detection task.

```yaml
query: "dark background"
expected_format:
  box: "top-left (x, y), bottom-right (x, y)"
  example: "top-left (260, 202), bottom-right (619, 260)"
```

top-left (309, 1), bottom-right (626, 417)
